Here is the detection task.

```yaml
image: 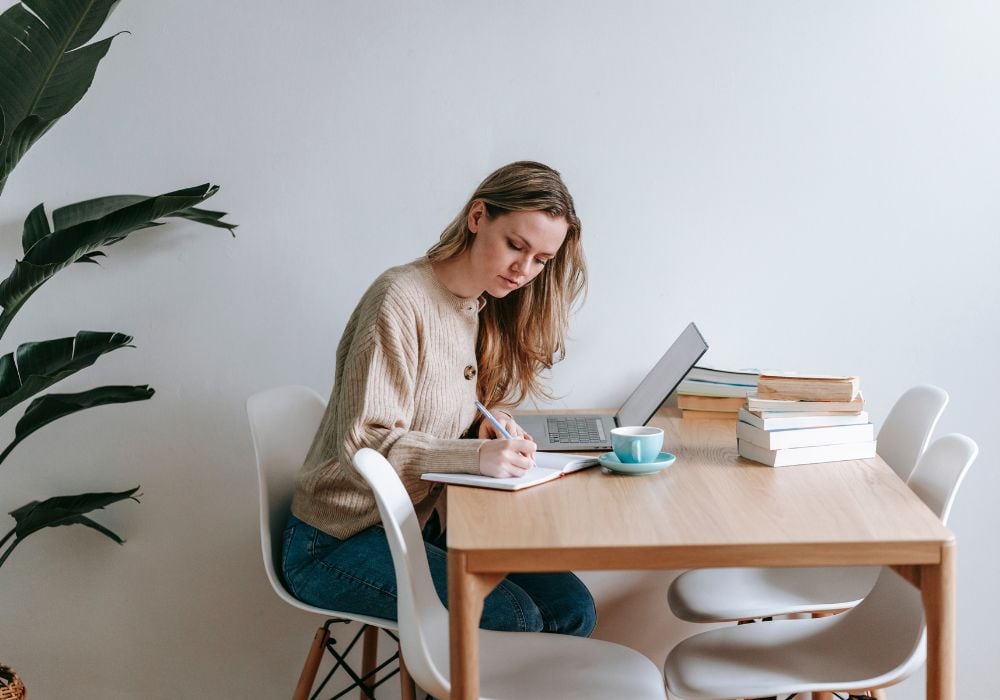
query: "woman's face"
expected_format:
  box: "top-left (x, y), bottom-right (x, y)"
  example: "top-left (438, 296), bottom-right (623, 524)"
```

top-left (466, 201), bottom-right (569, 298)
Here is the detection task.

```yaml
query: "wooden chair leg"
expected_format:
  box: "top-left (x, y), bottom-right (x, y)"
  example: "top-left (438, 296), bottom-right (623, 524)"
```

top-left (869, 689), bottom-right (888, 699)
top-left (810, 610), bottom-right (837, 700)
top-left (399, 645), bottom-right (417, 700)
top-left (359, 625), bottom-right (379, 700)
top-left (294, 626), bottom-right (330, 700)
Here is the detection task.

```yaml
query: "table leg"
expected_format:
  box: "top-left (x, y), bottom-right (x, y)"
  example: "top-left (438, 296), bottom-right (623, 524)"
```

top-left (921, 540), bottom-right (956, 700)
top-left (448, 549), bottom-right (505, 700)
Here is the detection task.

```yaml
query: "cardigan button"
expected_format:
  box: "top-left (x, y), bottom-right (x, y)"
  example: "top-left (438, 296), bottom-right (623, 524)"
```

top-left (464, 365), bottom-right (476, 380)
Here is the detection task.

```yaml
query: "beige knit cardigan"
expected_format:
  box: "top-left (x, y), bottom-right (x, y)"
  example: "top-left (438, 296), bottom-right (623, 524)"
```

top-left (291, 257), bottom-right (488, 539)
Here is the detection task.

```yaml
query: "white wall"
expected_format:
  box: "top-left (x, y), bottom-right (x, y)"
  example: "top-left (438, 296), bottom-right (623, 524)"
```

top-left (1, 1), bottom-right (997, 697)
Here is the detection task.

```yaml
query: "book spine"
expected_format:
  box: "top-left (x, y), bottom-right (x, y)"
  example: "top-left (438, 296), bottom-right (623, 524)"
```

top-left (678, 395), bottom-right (746, 411)
top-left (756, 377), bottom-right (859, 402)
top-left (745, 396), bottom-right (864, 413)
top-left (737, 408), bottom-right (870, 430)
top-left (683, 410), bottom-right (738, 421)
top-left (686, 368), bottom-right (759, 386)
top-left (678, 380), bottom-right (754, 398)
top-left (738, 438), bottom-right (877, 467)
top-left (737, 421), bottom-right (875, 450)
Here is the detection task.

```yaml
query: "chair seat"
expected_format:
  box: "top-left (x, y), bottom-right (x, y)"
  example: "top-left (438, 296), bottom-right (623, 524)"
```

top-left (664, 570), bottom-right (926, 700)
top-left (474, 629), bottom-right (667, 700)
top-left (668, 565), bottom-right (880, 622)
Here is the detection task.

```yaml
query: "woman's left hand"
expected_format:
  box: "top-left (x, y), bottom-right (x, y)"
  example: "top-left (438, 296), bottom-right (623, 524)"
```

top-left (479, 409), bottom-right (534, 442)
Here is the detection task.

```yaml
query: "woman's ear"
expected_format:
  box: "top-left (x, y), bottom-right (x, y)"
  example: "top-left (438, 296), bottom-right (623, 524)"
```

top-left (467, 200), bottom-right (485, 233)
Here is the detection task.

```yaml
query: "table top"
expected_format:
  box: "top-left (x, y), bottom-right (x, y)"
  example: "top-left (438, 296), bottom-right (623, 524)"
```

top-left (446, 413), bottom-right (952, 572)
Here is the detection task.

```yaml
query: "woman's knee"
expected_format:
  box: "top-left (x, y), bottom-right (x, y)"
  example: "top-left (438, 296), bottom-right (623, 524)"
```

top-left (549, 578), bottom-right (597, 637)
top-left (478, 579), bottom-right (546, 633)
top-left (477, 572), bottom-right (597, 636)
top-left (508, 571), bottom-right (597, 637)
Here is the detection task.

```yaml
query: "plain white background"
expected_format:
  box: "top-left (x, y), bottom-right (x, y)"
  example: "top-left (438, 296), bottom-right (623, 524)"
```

top-left (1, 1), bottom-right (997, 697)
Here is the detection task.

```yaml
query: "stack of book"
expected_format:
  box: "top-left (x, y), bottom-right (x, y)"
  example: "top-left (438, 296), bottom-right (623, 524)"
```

top-left (737, 372), bottom-right (876, 467)
top-left (677, 366), bottom-right (759, 420)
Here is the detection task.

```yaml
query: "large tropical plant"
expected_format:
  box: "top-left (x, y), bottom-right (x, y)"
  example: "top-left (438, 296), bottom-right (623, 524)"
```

top-left (0, 0), bottom-right (235, 567)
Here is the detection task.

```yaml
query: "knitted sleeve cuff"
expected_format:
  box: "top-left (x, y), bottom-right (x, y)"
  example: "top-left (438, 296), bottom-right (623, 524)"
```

top-left (388, 435), bottom-right (486, 476)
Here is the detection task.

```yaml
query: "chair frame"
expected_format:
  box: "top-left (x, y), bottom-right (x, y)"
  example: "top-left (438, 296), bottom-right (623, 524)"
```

top-left (298, 621), bottom-right (404, 700)
top-left (352, 446), bottom-right (669, 700)
top-left (247, 385), bottom-right (414, 700)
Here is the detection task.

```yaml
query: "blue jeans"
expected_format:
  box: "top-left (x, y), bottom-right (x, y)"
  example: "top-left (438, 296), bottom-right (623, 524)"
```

top-left (281, 513), bottom-right (597, 636)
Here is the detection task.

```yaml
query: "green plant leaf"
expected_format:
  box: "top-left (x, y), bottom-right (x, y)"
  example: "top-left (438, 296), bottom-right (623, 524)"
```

top-left (0, 0), bottom-right (122, 195)
top-left (75, 250), bottom-right (106, 264)
top-left (0, 330), bottom-right (133, 418)
top-left (51, 195), bottom-right (228, 232)
top-left (0, 183), bottom-right (235, 340)
top-left (1, 115), bottom-right (54, 187)
top-left (0, 486), bottom-right (140, 568)
top-left (22, 202), bottom-right (52, 253)
top-left (0, 384), bottom-right (154, 465)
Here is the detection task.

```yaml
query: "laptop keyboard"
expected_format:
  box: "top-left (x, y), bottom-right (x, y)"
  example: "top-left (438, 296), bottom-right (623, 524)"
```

top-left (546, 417), bottom-right (606, 444)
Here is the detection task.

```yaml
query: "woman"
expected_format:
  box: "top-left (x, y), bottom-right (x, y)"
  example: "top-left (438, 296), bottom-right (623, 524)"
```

top-left (283, 161), bottom-right (595, 636)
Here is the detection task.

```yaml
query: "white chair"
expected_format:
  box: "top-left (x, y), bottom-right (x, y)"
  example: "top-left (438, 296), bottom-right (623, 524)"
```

top-left (247, 386), bottom-right (412, 700)
top-left (876, 384), bottom-right (949, 481)
top-left (667, 384), bottom-right (949, 624)
top-left (351, 447), bottom-right (668, 700)
top-left (663, 433), bottom-right (977, 699)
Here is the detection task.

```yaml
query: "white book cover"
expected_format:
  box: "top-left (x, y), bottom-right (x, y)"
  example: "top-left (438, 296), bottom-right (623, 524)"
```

top-left (737, 420), bottom-right (875, 450)
top-left (738, 408), bottom-right (870, 431)
top-left (677, 379), bottom-right (755, 398)
top-left (737, 438), bottom-right (877, 467)
top-left (421, 452), bottom-right (598, 491)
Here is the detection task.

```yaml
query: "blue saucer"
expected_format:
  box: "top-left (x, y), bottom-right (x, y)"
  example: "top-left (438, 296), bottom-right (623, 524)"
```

top-left (598, 451), bottom-right (676, 475)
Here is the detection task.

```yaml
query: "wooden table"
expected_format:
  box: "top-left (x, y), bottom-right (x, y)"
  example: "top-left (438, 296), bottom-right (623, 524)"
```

top-left (446, 413), bottom-right (955, 699)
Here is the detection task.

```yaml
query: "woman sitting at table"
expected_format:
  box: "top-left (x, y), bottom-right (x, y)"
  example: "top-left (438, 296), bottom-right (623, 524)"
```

top-left (282, 161), bottom-right (596, 636)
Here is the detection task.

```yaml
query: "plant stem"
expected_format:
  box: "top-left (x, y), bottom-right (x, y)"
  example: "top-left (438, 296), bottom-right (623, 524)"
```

top-left (0, 441), bottom-right (16, 466)
top-left (0, 526), bottom-right (14, 550)
top-left (0, 532), bottom-right (20, 569)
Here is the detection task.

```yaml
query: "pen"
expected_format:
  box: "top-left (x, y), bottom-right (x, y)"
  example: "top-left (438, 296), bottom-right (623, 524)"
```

top-left (474, 400), bottom-right (536, 468)
top-left (474, 400), bottom-right (514, 439)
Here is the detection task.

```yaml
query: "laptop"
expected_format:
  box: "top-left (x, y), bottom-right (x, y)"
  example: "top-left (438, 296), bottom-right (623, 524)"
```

top-left (515, 322), bottom-right (708, 452)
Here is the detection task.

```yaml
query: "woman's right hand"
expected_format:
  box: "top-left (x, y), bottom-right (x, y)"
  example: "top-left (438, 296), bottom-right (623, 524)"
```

top-left (478, 438), bottom-right (537, 478)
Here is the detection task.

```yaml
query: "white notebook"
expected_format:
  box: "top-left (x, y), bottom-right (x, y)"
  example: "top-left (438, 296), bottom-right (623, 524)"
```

top-left (421, 452), bottom-right (598, 491)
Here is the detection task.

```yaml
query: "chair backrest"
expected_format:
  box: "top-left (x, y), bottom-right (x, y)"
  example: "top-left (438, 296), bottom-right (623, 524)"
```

top-left (906, 433), bottom-right (977, 526)
top-left (246, 385), bottom-right (327, 589)
top-left (838, 432), bottom-right (977, 688)
top-left (352, 448), bottom-right (452, 697)
top-left (877, 384), bottom-right (948, 481)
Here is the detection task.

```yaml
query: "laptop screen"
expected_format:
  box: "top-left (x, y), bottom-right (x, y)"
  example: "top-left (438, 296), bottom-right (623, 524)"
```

top-left (615, 322), bottom-right (708, 427)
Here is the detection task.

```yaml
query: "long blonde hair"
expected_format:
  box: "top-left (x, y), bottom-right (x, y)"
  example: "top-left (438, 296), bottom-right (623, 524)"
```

top-left (426, 161), bottom-right (587, 407)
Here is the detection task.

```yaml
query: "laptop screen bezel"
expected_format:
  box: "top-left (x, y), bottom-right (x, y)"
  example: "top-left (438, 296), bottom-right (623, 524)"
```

top-left (614, 322), bottom-right (708, 428)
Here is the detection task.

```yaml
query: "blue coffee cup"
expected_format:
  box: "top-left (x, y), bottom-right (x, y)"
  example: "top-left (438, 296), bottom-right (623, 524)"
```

top-left (610, 426), bottom-right (664, 464)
